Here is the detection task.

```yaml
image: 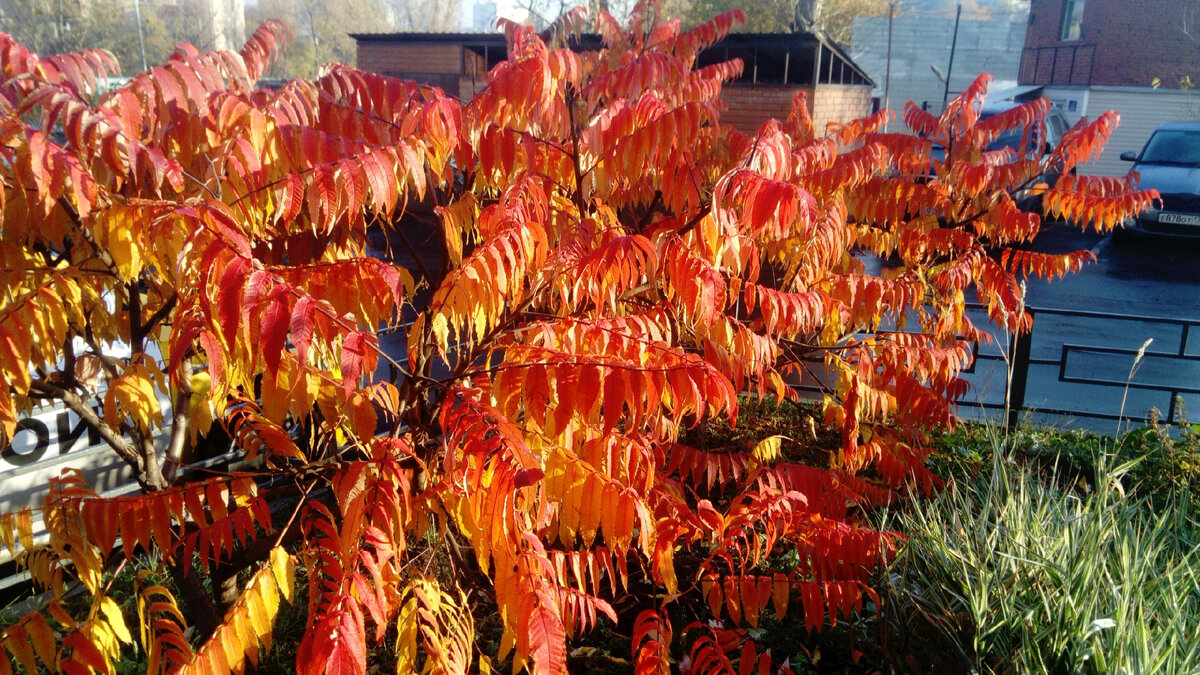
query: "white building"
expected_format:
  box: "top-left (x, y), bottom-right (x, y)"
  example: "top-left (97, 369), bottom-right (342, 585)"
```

top-left (851, 8), bottom-right (1028, 116)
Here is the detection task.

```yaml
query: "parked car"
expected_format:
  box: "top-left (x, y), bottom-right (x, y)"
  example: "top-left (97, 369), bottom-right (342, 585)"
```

top-left (928, 101), bottom-right (1072, 213)
top-left (1119, 121), bottom-right (1200, 239)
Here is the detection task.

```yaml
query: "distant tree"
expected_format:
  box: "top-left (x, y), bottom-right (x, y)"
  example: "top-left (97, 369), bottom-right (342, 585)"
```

top-left (1160, 0), bottom-right (1200, 95)
top-left (513, 0), bottom-right (639, 31)
top-left (676, 0), bottom-right (888, 42)
top-left (156, 0), bottom-right (246, 53)
top-left (383, 0), bottom-right (461, 31)
top-left (820, 0), bottom-right (889, 44)
top-left (0, 0), bottom-right (171, 75)
top-left (681, 0), bottom-right (793, 31)
top-left (508, 0), bottom-right (888, 43)
top-left (248, 0), bottom-right (386, 78)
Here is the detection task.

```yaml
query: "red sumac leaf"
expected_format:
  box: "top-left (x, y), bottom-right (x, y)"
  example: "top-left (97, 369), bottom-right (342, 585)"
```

top-left (290, 296), bottom-right (318, 367)
top-left (340, 331), bottom-right (377, 397)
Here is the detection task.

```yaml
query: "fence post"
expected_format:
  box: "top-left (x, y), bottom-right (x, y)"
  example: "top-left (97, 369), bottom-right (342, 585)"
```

top-left (1168, 324), bottom-right (1191, 425)
top-left (1007, 321), bottom-right (1034, 430)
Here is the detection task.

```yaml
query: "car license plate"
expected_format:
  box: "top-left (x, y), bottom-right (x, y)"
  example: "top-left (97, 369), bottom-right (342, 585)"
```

top-left (1158, 212), bottom-right (1200, 225)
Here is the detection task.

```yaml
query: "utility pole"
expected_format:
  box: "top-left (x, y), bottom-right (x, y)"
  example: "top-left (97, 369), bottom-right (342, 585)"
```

top-left (942, 3), bottom-right (961, 110)
top-left (133, 0), bottom-right (148, 71)
top-left (884, 0), bottom-right (895, 130)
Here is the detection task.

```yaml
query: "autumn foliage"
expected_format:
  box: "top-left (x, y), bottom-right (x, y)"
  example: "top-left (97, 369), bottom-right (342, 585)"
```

top-left (0, 3), bottom-right (1156, 673)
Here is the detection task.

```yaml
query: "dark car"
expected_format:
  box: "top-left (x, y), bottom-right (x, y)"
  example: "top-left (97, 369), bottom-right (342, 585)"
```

top-left (1119, 121), bottom-right (1200, 239)
top-left (929, 101), bottom-right (1071, 212)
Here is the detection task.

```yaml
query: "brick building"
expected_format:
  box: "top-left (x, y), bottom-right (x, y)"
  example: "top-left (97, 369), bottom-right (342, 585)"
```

top-left (1020, 0), bottom-right (1199, 88)
top-left (351, 31), bottom-right (875, 135)
top-left (1014, 0), bottom-right (1200, 175)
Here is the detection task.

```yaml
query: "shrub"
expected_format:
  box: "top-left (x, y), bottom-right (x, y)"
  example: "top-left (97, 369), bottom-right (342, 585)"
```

top-left (892, 433), bottom-right (1200, 673)
top-left (0, 1), bottom-right (1154, 672)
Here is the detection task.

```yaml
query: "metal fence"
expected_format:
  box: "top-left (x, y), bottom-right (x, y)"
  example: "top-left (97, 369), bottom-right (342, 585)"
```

top-left (791, 304), bottom-right (1200, 433)
top-left (965, 305), bottom-right (1200, 431)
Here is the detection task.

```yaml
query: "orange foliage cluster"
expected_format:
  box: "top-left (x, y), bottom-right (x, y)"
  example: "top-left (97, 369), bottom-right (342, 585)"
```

top-left (0, 1), bottom-right (1156, 673)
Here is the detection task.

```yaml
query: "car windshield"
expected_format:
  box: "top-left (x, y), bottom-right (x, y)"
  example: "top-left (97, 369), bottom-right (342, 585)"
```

top-left (981, 110), bottom-right (1042, 155)
top-left (988, 131), bottom-right (1025, 153)
top-left (929, 129), bottom-right (1032, 152)
top-left (1140, 130), bottom-right (1200, 165)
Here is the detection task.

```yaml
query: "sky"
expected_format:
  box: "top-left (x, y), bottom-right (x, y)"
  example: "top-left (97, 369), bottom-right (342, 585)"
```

top-left (460, 0), bottom-right (536, 31)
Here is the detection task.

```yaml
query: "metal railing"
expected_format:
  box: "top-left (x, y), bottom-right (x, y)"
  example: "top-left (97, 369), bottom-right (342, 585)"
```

top-left (789, 304), bottom-right (1200, 431)
top-left (967, 305), bottom-right (1200, 429)
top-left (1019, 44), bottom-right (1096, 86)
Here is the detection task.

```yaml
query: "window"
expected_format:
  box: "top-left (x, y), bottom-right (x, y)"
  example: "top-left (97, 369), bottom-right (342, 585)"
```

top-left (1141, 130), bottom-right (1200, 165)
top-left (1060, 0), bottom-right (1084, 41)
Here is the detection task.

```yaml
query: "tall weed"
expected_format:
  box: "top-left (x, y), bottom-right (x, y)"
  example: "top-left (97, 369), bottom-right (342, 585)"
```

top-left (889, 439), bottom-right (1200, 673)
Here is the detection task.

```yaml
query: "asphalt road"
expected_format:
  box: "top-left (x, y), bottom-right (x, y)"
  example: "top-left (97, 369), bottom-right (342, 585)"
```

top-left (962, 225), bottom-right (1200, 433)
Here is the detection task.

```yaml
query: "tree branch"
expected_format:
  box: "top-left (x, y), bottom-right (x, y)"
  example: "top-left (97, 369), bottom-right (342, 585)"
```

top-left (141, 293), bottom-right (178, 337)
top-left (162, 388), bottom-right (192, 483)
top-left (29, 379), bottom-right (153, 483)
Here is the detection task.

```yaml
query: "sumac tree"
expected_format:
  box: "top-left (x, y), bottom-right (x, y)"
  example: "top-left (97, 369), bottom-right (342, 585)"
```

top-left (0, 3), bottom-right (1155, 673)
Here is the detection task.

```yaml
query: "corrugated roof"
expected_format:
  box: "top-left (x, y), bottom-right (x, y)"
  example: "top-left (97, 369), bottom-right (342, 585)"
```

top-left (350, 30), bottom-right (874, 87)
top-left (349, 31), bottom-right (504, 40)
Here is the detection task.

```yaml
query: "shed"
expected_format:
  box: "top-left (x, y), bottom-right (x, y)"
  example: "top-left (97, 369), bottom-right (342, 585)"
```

top-left (350, 30), bottom-right (876, 135)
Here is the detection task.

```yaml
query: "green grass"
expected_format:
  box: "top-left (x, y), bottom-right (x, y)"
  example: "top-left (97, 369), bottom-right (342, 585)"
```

top-left (888, 423), bottom-right (1200, 673)
top-left (933, 411), bottom-right (1200, 502)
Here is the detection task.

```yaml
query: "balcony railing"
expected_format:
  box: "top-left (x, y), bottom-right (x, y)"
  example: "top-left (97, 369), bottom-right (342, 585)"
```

top-left (1020, 43), bottom-right (1096, 86)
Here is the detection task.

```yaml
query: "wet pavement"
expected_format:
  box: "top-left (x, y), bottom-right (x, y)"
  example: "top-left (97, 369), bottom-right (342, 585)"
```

top-left (962, 225), bottom-right (1200, 433)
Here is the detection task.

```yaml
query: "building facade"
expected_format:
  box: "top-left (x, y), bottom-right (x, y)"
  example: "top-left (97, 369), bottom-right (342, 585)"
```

top-left (352, 31), bottom-right (875, 135)
top-left (472, 1), bottom-right (497, 32)
top-left (1020, 0), bottom-right (1199, 89)
top-left (1016, 0), bottom-right (1200, 175)
top-left (852, 10), bottom-right (1029, 116)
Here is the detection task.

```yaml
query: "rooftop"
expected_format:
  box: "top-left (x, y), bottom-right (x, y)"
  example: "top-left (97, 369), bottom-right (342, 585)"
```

top-left (350, 30), bottom-right (874, 87)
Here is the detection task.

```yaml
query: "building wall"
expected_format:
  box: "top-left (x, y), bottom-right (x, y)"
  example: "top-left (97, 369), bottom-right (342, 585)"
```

top-left (812, 84), bottom-right (875, 132)
top-left (356, 42), bottom-right (466, 96)
top-left (721, 85), bottom-right (811, 135)
top-left (458, 75), bottom-right (488, 101)
top-left (356, 42), bottom-right (463, 78)
top-left (472, 1), bottom-right (497, 32)
top-left (852, 12), bottom-right (1028, 115)
top-left (1058, 86), bottom-right (1200, 176)
top-left (1022, 0), bottom-right (1200, 88)
top-left (355, 40), bottom-right (873, 130)
top-left (720, 84), bottom-right (873, 136)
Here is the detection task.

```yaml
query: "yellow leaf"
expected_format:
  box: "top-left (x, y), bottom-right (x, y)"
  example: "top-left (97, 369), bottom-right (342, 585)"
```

top-left (99, 208), bottom-right (143, 280)
top-left (24, 614), bottom-right (56, 667)
top-left (244, 593), bottom-right (272, 651)
top-left (753, 435), bottom-right (787, 464)
top-left (395, 596), bottom-right (419, 674)
top-left (103, 362), bottom-right (165, 433)
top-left (47, 602), bottom-right (75, 628)
top-left (3, 626), bottom-right (38, 674)
top-left (15, 509), bottom-right (33, 551)
top-left (0, 514), bottom-right (13, 556)
top-left (431, 312), bottom-right (450, 355)
top-left (0, 382), bottom-right (15, 448)
top-left (269, 546), bottom-right (293, 603)
top-left (248, 109), bottom-right (268, 153)
top-left (99, 596), bottom-right (133, 644)
top-left (189, 370), bottom-right (212, 403)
